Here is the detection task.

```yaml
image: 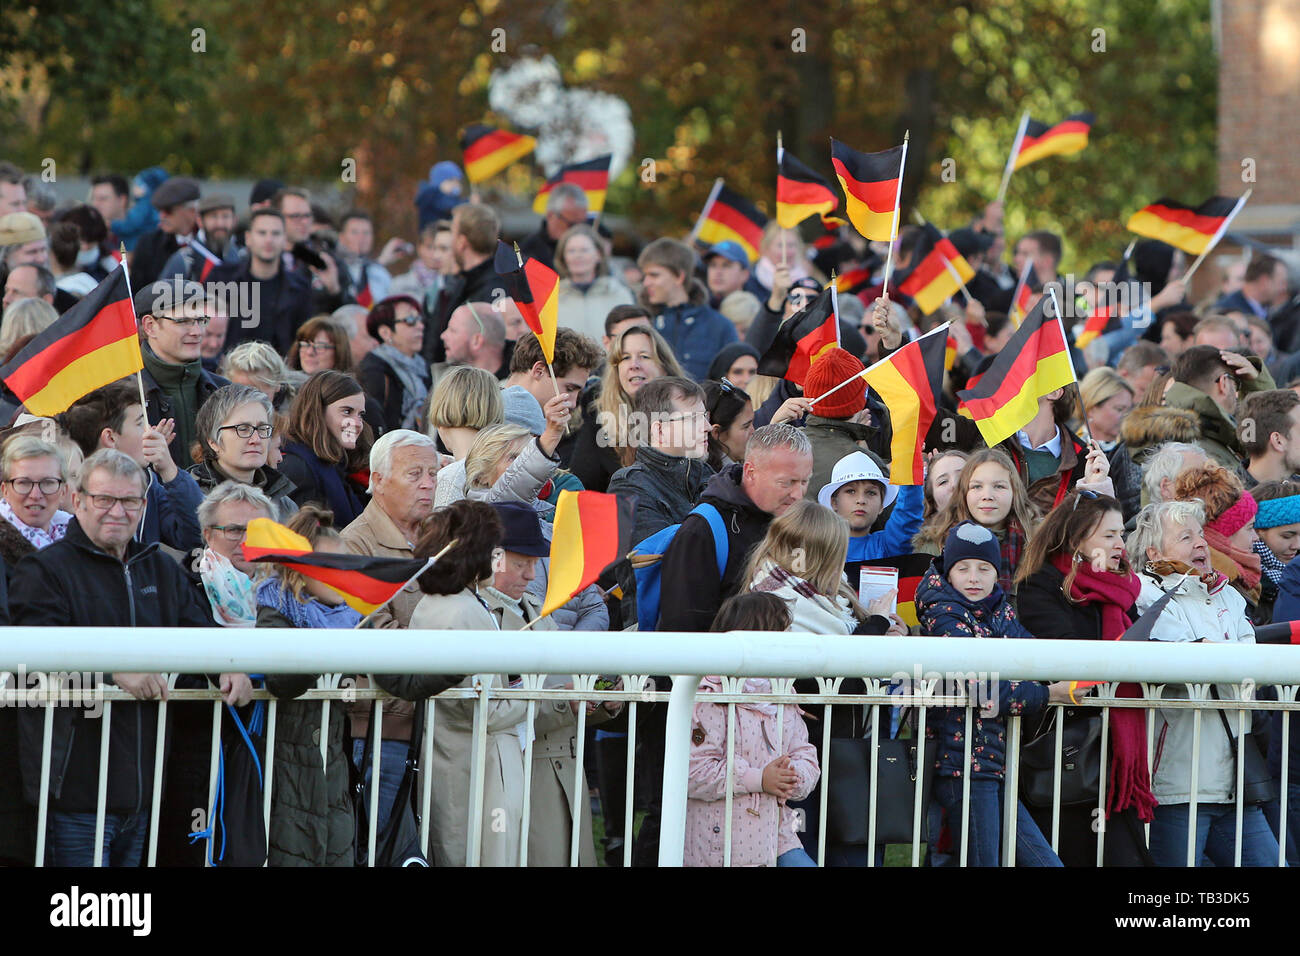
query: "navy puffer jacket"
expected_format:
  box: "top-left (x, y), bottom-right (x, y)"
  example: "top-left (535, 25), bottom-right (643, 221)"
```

top-left (916, 562), bottom-right (1049, 780)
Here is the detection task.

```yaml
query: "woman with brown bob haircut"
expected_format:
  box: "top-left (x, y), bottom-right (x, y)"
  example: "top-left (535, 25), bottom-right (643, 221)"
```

top-left (288, 316), bottom-right (356, 375)
top-left (278, 370), bottom-right (372, 525)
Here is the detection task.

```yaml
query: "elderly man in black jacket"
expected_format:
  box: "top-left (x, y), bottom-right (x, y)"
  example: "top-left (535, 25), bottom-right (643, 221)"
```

top-left (12, 450), bottom-right (234, 867)
top-left (607, 376), bottom-right (714, 545)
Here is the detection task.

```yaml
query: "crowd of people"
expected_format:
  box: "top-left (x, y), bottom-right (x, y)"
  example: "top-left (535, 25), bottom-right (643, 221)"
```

top-left (0, 156), bottom-right (1299, 868)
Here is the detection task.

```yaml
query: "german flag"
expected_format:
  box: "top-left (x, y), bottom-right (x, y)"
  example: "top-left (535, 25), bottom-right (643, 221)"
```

top-left (243, 518), bottom-right (433, 616)
top-left (461, 124), bottom-right (537, 184)
top-left (757, 287), bottom-right (838, 387)
top-left (897, 226), bottom-right (975, 315)
top-left (533, 155), bottom-right (612, 214)
top-left (956, 295), bottom-right (1075, 447)
top-left (494, 241), bottom-right (558, 363)
top-left (835, 266), bottom-right (874, 295)
top-left (851, 553), bottom-right (931, 627)
top-left (830, 139), bottom-right (904, 242)
top-left (696, 184), bottom-right (768, 263)
top-left (861, 325), bottom-right (948, 485)
top-left (777, 150), bottom-right (839, 229)
top-left (0, 266), bottom-right (142, 416)
top-left (1073, 309), bottom-right (1110, 350)
top-left (542, 490), bottom-right (636, 617)
top-left (1012, 112), bottom-right (1093, 171)
top-left (945, 335), bottom-right (958, 372)
top-left (1125, 196), bottom-right (1239, 256)
top-left (1009, 259), bottom-right (1036, 326)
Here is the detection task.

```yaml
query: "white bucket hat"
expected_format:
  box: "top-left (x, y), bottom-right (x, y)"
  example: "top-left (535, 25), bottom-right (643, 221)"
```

top-left (817, 451), bottom-right (897, 510)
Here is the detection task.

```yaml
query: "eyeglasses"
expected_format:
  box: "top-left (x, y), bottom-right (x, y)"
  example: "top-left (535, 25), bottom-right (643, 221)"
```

top-left (787, 291), bottom-right (816, 306)
top-left (1071, 489), bottom-right (1099, 511)
top-left (207, 524), bottom-right (249, 542)
top-left (85, 494), bottom-right (145, 513)
top-left (298, 341), bottom-right (336, 354)
top-left (859, 323), bottom-right (879, 336)
top-left (394, 313), bottom-right (423, 326)
top-left (4, 477), bottom-right (64, 496)
top-left (218, 423), bottom-right (273, 439)
top-left (160, 314), bottom-right (211, 328)
top-left (1219, 372), bottom-right (1239, 391)
top-left (283, 212), bottom-right (313, 220)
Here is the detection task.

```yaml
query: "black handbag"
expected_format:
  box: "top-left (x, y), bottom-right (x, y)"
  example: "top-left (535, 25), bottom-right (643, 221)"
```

top-left (1211, 687), bottom-right (1278, 806)
top-left (350, 699), bottom-right (430, 867)
top-left (825, 733), bottom-right (935, 846)
top-left (1019, 709), bottom-right (1103, 809)
top-left (198, 701), bottom-right (268, 867)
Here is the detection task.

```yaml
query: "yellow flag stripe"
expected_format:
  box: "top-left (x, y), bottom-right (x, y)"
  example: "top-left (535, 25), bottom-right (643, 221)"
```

top-left (862, 361), bottom-right (926, 485)
top-left (541, 491), bottom-right (585, 617)
top-left (466, 136), bottom-right (537, 183)
top-left (21, 336), bottom-right (143, 416)
top-left (840, 193), bottom-right (896, 242)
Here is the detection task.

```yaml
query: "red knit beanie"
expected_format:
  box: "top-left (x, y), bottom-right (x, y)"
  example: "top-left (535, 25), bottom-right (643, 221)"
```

top-left (805, 347), bottom-right (867, 418)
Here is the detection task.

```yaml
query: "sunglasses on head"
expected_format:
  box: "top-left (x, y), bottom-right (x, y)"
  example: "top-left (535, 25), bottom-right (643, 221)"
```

top-left (1071, 488), bottom-right (1099, 511)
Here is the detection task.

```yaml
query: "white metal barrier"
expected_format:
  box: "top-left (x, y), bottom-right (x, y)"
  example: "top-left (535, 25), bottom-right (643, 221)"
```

top-left (4, 627), bottom-right (1300, 867)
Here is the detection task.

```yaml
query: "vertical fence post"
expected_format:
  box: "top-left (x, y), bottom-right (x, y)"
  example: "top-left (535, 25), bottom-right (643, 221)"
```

top-left (657, 674), bottom-right (701, 867)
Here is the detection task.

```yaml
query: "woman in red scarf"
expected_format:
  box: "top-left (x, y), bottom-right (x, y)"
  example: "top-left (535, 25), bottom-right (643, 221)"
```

top-left (1173, 463), bottom-right (1265, 624)
top-left (1016, 491), bottom-right (1155, 866)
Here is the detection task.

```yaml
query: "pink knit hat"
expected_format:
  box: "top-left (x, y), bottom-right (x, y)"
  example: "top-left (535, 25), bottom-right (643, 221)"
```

top-left (1206, 490), bottom-right (1258, 538)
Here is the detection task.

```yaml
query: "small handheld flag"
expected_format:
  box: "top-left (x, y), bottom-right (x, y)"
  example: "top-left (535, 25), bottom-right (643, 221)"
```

top-left (956, 292), bottom-right (1075, 447)
top-left (1012, 112), bottom-right (1093, 171)
top-left (898, 225), bottom-right (976, 315)
top-left (533, 155), bottom-right (612, 214)
top-left (776, 148), bottom-right (840, 229)
top-left (541, 491), bottom-right (636, 617)
top-left (494, 241), bottom-right (559, 365)
top-left (830, 138), bottom-right (906, 243)
top-left (461, 124), bottom-right (537, 184)
top-left (0, 265), bottom-right (142, 416)
top-left (1125, 196), bottom-right (1240, 256)
top-left (694, 182), bottom-right (768, 263)
top-left (756, 286), bottom-right (839, 387)
top-left (860, 324), bottom-right (949, 485)
top-left (243, 518), bottom-right (440, 616)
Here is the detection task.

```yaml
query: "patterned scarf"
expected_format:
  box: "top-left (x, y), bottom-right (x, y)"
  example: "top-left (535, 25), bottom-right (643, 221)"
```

top-left (1254, 538), bottom-right (1286, 587)
top-left (996, 518), bottom-right (1027, 595)
top-left (368, 344), bottom-right (430, 430)
top-left (1203, 525), bottom-right (1262, 601)
top-left (0, 496), bottom-right (70, 550)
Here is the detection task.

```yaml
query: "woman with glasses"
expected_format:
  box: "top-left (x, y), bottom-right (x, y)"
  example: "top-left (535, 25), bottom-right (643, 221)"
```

top-left (278, 371), bottom-right (372, 525)
top-left (190, 384), bottom-right (298, 519)
top-left (287, 315), bottom-right (356, 375)
top-left (1015, 490), bottom-right (1154, 866)
top-left (0, 434), bottom-right (70, 868)
top-left (0, 435), bottom-right (72, 568)
top-left (555, 224), bottom-right (635, 344)
top-left (357, 295), bottom-right (430, 434)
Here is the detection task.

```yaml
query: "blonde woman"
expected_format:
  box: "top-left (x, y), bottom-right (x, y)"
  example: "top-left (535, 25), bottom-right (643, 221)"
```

top-left (0, 297), bottom-right (58, 362)
top-left (1079, 366), bottom-right (1136, 449)
top-left (554, 224), bottom-right (635, 343)
top-left (429, 366), bottom-right (505, 508)
top-left (913, 447), bottom-right (1040, 596)
top-left (220, 341), bottom-right (307, 411)
top-left (570, 323), bottom-right (684, 493)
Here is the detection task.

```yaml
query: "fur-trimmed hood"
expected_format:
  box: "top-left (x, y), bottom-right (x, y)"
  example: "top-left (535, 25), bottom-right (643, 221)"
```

top-left (1120, 404), bottom-right (1201, 459)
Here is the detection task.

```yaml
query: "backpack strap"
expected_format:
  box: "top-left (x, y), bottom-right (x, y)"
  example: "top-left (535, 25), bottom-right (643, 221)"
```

top-left (693, 503), bottom-right (729, 580)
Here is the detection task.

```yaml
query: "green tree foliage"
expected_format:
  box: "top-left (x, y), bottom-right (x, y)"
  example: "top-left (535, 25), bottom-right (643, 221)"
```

top-left (3, 0), bottom-right (1215, 268)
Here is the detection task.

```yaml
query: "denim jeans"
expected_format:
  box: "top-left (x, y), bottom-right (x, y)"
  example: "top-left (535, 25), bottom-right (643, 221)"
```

top-left (1262, 783), bottom-right (1300, 868)
top-left (49, 811), bottom-right (148, 867)
top-left (351, 738), bottom-right (409, 836)
top-left (934, 777), bottom-right (1063, 867)
top-left (776, 846), bottom-right (818, 867)
top-left (1149, 802), bottom-right (1284, 867)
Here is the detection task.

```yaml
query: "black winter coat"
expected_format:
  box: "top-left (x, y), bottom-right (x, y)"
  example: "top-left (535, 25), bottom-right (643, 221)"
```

top-left (607, 446), bottom-right (715, 546)
top-left (207, 259), bottom-right (315, 355)
top-left (423, 256), bottom-right (509, 364)
top-left (12, 519), bottom-right (214, 812)
top-left (658, 462), bottom-right (773, 633)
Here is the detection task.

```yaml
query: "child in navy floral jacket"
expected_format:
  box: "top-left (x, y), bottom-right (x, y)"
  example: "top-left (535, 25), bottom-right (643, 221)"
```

top-left (917, 521), bottom-right (1073, 866)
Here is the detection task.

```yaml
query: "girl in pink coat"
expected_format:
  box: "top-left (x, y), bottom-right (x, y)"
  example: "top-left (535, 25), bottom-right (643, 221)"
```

top-left (685, 593), bottom-right (821, 867)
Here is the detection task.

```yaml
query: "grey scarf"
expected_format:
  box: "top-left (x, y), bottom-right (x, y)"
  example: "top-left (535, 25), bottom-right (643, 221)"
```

top-left (369, 344), bottom-right (430, 429)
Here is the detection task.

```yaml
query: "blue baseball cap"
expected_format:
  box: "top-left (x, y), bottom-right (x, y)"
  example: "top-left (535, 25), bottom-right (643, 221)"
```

top-left (705, 240), bottom-right (751, 268)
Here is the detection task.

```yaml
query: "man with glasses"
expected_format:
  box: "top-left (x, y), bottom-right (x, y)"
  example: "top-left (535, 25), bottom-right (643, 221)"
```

top-left (11, 449), bottom-right (217, 867)
top-left (1166, 344), bottom-right (1272, 479)
top-left (206, 208), bottom-right (313, 354)
top-left (134, 279), bottom-right (231, 470)
top-left (519, 182), bottom-right (588, 272)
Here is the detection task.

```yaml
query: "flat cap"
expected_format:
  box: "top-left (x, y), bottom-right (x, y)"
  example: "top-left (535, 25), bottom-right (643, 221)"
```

top-left (198, 192), bottom-right (236, 214)
top-left (150, 177), bottom-right (201, 210)
top-left (0, 211), bottom-right (46, 246)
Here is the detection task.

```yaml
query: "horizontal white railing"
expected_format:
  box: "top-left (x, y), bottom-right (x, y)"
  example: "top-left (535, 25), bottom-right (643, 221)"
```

top-left (5, 628), bottom-right (1300, 867)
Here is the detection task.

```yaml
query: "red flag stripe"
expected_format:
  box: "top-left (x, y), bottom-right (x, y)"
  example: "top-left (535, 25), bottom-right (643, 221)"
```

top-left (1138, 203), bottom-right (1228, 237)
top-left (463, 129), bottom-right (528, 165)
top-left (1019, 119), bottom-right (1092, 152)
top-left (707, 200), bottom-right (766, 248)
top-left (830, 159), bottom-right (899, 213)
